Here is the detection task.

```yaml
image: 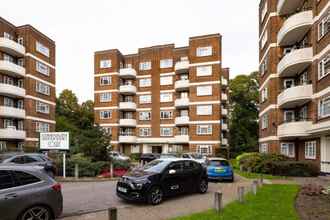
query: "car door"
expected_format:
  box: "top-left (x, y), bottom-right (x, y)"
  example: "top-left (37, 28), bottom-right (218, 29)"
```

top-left (161, 161), bottom-right (184, 196)
top-left (182, 161), bottom-right (200, 192)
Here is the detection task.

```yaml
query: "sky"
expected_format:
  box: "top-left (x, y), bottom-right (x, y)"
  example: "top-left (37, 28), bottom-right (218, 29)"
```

top-left (1, 0), bottom-right (259, 102)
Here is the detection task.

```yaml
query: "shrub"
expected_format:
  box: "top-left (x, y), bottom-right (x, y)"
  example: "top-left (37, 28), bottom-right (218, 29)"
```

top-left (236, 152), bottom-right (260, 167)
top-left (130, 153), bottom-right (141, 162)
top-left (271, 161), bottom-right (319, 177)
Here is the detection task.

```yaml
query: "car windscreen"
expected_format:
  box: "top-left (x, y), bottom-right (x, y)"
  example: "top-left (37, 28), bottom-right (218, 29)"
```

top-left (208, 160), bottom-right (229, 167)
top-left (143, 160), bottom-right (170, 173)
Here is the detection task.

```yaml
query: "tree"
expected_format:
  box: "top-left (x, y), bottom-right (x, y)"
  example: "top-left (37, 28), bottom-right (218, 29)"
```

top-left (229, 72), bottom-right (259, 157)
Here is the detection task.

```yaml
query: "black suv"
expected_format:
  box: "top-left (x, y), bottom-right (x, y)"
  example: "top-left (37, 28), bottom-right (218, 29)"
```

top-left (116, 158), bottom-right (208, 205)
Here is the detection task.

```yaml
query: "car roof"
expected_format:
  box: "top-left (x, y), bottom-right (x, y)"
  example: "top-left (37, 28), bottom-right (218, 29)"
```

top-left (0, 164), bottom-right (45, 171)
top-left (207, 157), bottom-right (228, 161)
top-left (158, 158), bottom-right (196, 162)
top-left (0, 152), bottom-right (45, 157)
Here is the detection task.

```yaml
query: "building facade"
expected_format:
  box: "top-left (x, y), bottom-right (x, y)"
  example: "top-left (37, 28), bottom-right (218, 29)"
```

top-left (94, 34), bottom-right (229, 155)
top-left (0, 17), bottom-right (56, 152)
top-left (258, 0), bottom-right (330, 173)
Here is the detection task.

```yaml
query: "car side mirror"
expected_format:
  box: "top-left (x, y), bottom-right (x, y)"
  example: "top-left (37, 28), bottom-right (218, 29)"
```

top-left (169, 169), bottom-right (176, 174)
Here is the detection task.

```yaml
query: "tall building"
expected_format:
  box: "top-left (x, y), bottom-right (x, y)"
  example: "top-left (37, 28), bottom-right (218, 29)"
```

top-left (0, 17), bottom-right (56, 152)
top-left (258, 0), bottom-right (330, 173)
top-left (94, 34), bottom-right (229, 155)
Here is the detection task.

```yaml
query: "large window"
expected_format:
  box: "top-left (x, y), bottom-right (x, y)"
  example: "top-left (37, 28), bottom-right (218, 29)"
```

top-left (160, 93), bottom-right (173, 102)
top-left (318, 55), bottom-right (330, 79)
top-left (261, 87), bottom-right (268, 103)
top-left (139, 128), bottom-right (151, 137)
top-left (36, 122), bottom-right (50, 133)
top-left (305, 141), bottom-right (316, 160)
top-left (196, 124), bottom-right (212, 135)
top-left (260, 55), bottom-right (268, 76)
top-left (280, 143), bottom-right (295, 158)
top-left (197, 145), bottom-right (212, 155)
top-left (36, 61), bottom-right (50, 76)
top-left (160, 76), bottom-right (173, 85)
top-left (319, 96), bottom-right (330, 118)
top-left (196, 105), bottom-right (212, 115)
top-left (36, 82), bottom-right (50, 96)
top-left (100, 92), bottom-right (112, 102)
top-left (36, 41), bottom-right (49, 57)
top-left (36, 101), bottom-right (50, 114)
top-left (261, 31), bottom-right (268, 49)
top-left (160, 127), bottom-right (173, 136)
top-left (100, 76), bottom-right (111, 85)
top-left (259, 143), bottom-right (268, 153)
top-left (160, 111), bottom-right (173, 119)
top-left (196, 46), bottom-right (212, 57)
top-left (139, 95), bottom-right (151, 104)
top-left (196, 85), bottom-right (212, 96)
top-left (100, 110), bottom-right (112, 119)
top-left (139, 61), bottom-right (152, 70)
top-left (196, 66), bottom-right (212, 76)
top-left (318, 15), bottom-right (330, 39)
top-left (261, 114), bottom-right (268, 129)
top-left (139, 78), bottom-right (151, 87)
top-left (139, 111), bottom-right (151, 121)
top-left (160, 59), bottom-right (173, 68)
top-left (100, 59), bottom-right (111, 68)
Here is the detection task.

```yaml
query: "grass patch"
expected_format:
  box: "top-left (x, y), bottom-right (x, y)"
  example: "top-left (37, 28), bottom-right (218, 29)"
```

top-left (171, 184), bottom-right (300, 220)
top-left (234, 169), bottom-right (288, 180)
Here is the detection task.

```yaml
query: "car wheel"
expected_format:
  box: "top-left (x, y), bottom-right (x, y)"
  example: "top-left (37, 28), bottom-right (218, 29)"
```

top-left (230, 175), bottom-right (234, 183)
top-left (19, 206), bottom-right (53, 220)
top-left (198, 179), bottom-right (208, 194)
top-left (147, 186), bottom-right (163, 205)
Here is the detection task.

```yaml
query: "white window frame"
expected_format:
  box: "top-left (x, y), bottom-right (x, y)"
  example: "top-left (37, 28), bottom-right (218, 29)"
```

top-left (259, 143), bottom-right (268, 153)
top-left (36, 61), bottom-right (50, 76)
top-left (261, 114), bottom-right (268, 129)
top-left (139, 78), bottom-right (151, 87)
top-left (100, 92), bottom-right (112, 102)
top-left (160, 93), bottom-right (173, 103)
top-left (196, 65), bottom-right (212, 76)
top-left (100, 110), bottom-right (112, 119)
top-left (280, 143), bottom-right (295, 158)
top-left (305, 141), bottom-right (317, 160)
top-left (139, 61), bottom-right (152, 70)
top-left (196, 124), bottom-right (212, 135)
top-left (261, 0), bottom-right (268, 22)
top-left (160, 76), bottom-right (173, 85)
top-left (160, 127), bottom-right (173, 137)
top-left (196, 46), bottom-right (212, 57)
top-left (261, 87), bottom-right (268, 103)
top-left (196, 105), bottom-right (212, 115)
top-left (100, 59), bottom-right (112, 68)
top-left (196, 85), bottom-right (212, 96)
top-left (318, 55), bottom-right (330, 79)
top-left (36, 122), bottom-right (50, 133)
top-left (197, 145), bottom-right (212, 155)
top-left (261, 31), bottom-right (268, 49)
top-left (160, 59), bottom-right (173, 68)
top-left (139, 95), bottom-right (151, 104)
top-left (36, 41), bottom-right (50, 57)
top-left (139, 111), bottom-right (151, 121)
top-left (318, 14), bottom-right (330, 40)
top-left (36, 82), bottom-right (50, 96)
top-left (36, 101), bottom-right (50, 114)
top-left (319, 96), bottom-right (330, 118)
top-left (100, 76), bottom-right (111, 86)
top-left (160, 111), bottom-right (173, 119)
top-left (139, 128), bottom-right (151, 137)
top-left (284, 110), bottom-right (295, 122)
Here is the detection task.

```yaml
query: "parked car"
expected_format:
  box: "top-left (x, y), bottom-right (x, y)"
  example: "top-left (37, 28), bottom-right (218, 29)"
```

top-left (116, 158), bottom-right (208, 205)
top-left (206, 157), bottom-right (234, 182)
top-left (0, 165), bottom-right (63, 220)
top-left (0, 153), bottom-right (57, 177)
top-left (140, 153), bottom-right (160, 164)
top-left (109, 151), bottom-right (130, 162)
top-left (181, 153), bottom-right (206, 164)
top-left (159, 153), bottom-right (177, 159)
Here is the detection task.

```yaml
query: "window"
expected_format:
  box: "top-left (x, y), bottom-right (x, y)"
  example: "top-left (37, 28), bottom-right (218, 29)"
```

top-left (281, 143), bottom-right (295, 158)
top-left (319, 14), bottom-right (330, 39)
top-left (139, 111), bottom-right (151, 121)
top-left (3, 32), bottom-right (13, 40)
top-left (3, 54), bottom-right (14, 63)
top-left (103, 127), bottom-right (112, 135)
top-left (0, 141), bottom-right (7, 152)
top-left (131, 145), bottom-right (140, 153)
top-left (139, 61), bottom-right (152, 70)
top-left (160, 127), bottom-right (173, 136)
top-left (160, 93), bottom-right (173, 102)
top-left (100, 92), bottom-right (112, 102)
top-left (197, 85), bottom-right (212, 96)
top-left (36, 122), bottom-right (50, 133)
top-left (319, 96), bottom-right (330, 118)
top-left (160, 59), bottom-right (173, 68)
top-left (100, 59), bottom-right (111, 68)
top-left (36, 61), bottom-right (50, 76)
top-left (0, 171), bottom-right (14, 190)
top-left (260, 56), bottom-right (268, 76)
top-left (13, 171), bottom-right (41, 186)
top-left (196, 46), bottom-right (212, 57)
top-left (4, 97), bottom-right (14, 107)
top-left (196, 124), bottom-right (212, 135)
top-left (196, 66), bottom-right (212, 76)
top-left (259, 143), bottom-right (268, 153)
top-left (139, 78), bottom-right (151, 87)
top-left (261, 0), bottom-right (268, 21)
top-left (4, 119), bottom-right (14, 128)
top-left (261, 31), bottom-right (268, 49)
top-left (261, 114), bottom-right (268, 129)
top-left (284, 110), bottom-right (295, 122)
top-left (197, 145), bottom-right (212, 155)
top-left (305, 141), bottom-right (316, 160)
top-left (160, 111), bottom-right (173, 119)
top-left (318, 55), bottom-right (330, 79)
top-left (100, 76), bottom-right (111, 85)
top-left (139, 128), bottom-right (151, 137)
top-left (36, 82), bottom-right (50, 96)
top-left (139, 95), bottom-right (151, 104)
top-left (160, 76), bottom-right (173, 85)
top-left (196, 105), bottom-right (212, 115)
top-left (261, 87), bottom-right (268, 103)
top-left (36, 101), bottom-right (50, 114)
top-left (100, 110), bottom-right (112, 119)
top-left (36, 41), bottom-right (50, 57)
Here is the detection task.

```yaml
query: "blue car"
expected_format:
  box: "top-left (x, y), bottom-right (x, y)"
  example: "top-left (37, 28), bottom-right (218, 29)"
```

top-left (206, 158), bottom-right (234, 182)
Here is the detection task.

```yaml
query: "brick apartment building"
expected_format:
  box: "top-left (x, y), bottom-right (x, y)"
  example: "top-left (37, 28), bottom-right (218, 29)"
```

top-left (258, 0), bottom-right (330, 173)
top-left (0, 17), bottom-right (56, 152)
top-left (94, 34), bottom-right (229, 155)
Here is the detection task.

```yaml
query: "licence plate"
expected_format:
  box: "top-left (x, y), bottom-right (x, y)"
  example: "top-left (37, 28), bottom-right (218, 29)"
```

top-left (118, 186), bottom-right (127, 193)
top-left (215, 168), bottom-right (225, 173)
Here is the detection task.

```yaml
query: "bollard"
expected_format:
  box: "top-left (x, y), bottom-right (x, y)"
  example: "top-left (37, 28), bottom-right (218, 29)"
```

top-left (214, 191), bottom-right (222, 213)
top-left (108, 207), bottom-right (117, 220)
top-left (74, 164), bottom-right (79, 180)
top-left (237, 186), bottom-right (244, 203)
top-left (260, 174), bottom-right (264, 185)
top-left (110, 162), bottom-right (113, 179)
top-left (252, 180), bottom-right (258, 195)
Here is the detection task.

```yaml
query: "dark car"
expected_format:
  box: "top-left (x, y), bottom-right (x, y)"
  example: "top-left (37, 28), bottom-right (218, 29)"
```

top-left (0, 153), bottom-right (57, 177)
top-left (140, 153), bottom-right (160, 164)
top-left (116, 158), bottom-right (208, 205)
top-left (0, 165), bottom-right (63, 220)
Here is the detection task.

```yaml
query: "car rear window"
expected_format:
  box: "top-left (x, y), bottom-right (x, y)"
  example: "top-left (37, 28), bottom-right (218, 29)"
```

top-left (0, 155), bottom-right (12, 162)
top-left (208, 160), bottom-right (229, 167)
top-left (0, 170), bottom-right (15, 190)
top-left (13, 171), bottom-right (41, 186)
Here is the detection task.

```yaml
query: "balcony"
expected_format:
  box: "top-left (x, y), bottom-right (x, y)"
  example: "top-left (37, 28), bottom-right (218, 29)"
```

top-left (119, 119), bottom-right (137, 127)
top-left (222, 109), bottom-right (228, 116)
top-left (222, 138), bottom-right (228, 145)
top-left (119, 85), bottom-right (136, 95)
top-left (119, 102), bottom-right (136, 111)
top-left (278, 47), bottom-right (313, 77)
top-left (222, 93), bottom-right (228, 101)
top-left (222, 123), bottom-right (228, 130)
top-left (175, 98), bottom-right (189, 109)
top-left (0, 37), bottom-right (25, 57)
top-left (0, 83), bottom-right (25, 98)
top-left (119, 68), bottom-right (137, 79)
top-left (175, 116), bottom-right (190, 125)
top-left (278, 120), bottom-right (312, 139)
top-left (119, 135), bottom-right (137, 143)
top-left (175, 80), bottom-right (189, 91)
top-left (278, 84), bottom-right (313, 108)
top-left (0, 127), bottom-right (26, 140)
top-left (278, 11), bottom-right (313, 46)
top-left (175, 60), bottom-right (189, 73)
top-left (0, 61), bottom-right (25, 78)
top-left (174, 135), bottom-right (189, 143)
top-left (0, 106), bottom-right (25, 119)
top-left (277, 0), bottom-right (305, 15)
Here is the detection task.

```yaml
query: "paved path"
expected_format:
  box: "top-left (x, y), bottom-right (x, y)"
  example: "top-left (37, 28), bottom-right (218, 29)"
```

top-left (59, 174), bottom-right (252, 220)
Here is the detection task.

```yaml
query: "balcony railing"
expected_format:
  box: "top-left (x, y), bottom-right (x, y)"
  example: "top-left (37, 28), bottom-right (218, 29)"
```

top-left (0, 37), bottom-right (25, 57)
top-left (278, 119), bottom-right (312, 139)
top-left (0, 106), bottom-right (25, 119)
top-left (278, 84), bottom-right (313, 108)
top-left (0, 127), bottom-right (26, 140)
top-left (0, 83), bottom-right (25, 97)
top-left (0, 60), bottom-right (25, 78)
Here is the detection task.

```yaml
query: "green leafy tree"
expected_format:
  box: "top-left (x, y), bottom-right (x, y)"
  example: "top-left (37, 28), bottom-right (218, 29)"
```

top-left (229, 72), bottom-right (259, 157)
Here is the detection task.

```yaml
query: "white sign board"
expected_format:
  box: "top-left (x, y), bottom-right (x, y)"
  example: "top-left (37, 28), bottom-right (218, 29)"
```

top-left (40, 132), bottom-right (69, 150)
